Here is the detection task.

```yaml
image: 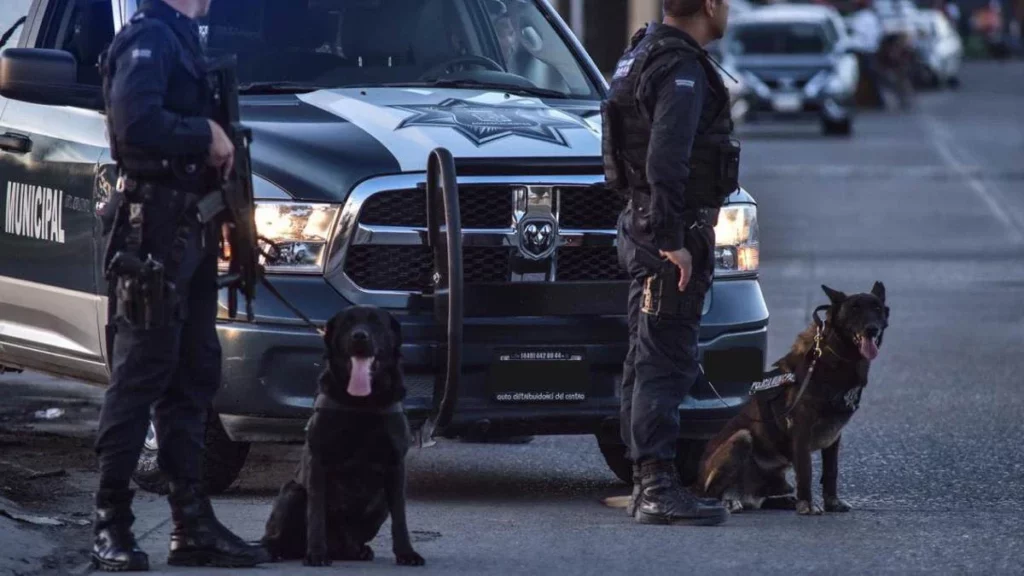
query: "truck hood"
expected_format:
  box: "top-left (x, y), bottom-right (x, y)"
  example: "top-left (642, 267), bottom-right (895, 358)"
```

top-left (244, 87), bottom-right (603, 202)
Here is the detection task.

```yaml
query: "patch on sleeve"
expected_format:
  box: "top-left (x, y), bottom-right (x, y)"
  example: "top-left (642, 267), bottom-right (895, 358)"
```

top-left (674, 77), bottom-right (695, 90)
top-left (749, 369), bottom-right (796, 395)
top-left (131, 48), bottom-right (153, 59)
top-left (612, 57), bottom-right (635, 80)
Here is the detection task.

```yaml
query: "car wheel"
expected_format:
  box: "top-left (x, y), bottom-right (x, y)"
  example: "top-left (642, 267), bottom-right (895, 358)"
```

top-left (132, 412), bottom-right (251, 495)
top-left (596, 436), bottom-right (709, 487)
top-left (674, 438), bottom-right (708, 488)
top-left (822, 118), bottom-right (852, 137)
top-left (597, 437), bottom-right (633, 484)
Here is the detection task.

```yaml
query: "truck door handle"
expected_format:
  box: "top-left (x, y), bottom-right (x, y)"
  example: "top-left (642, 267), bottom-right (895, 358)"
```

top-left (0, 133), bottom-right (32, 153)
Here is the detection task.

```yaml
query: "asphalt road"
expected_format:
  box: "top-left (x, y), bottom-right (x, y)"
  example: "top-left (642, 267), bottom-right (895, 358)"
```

top-left (3, 61), bottom-right (1024, 576)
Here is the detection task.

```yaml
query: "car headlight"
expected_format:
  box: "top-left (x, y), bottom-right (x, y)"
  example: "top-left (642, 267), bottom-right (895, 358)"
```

top-left (219, 201), bottom-right (340, 274)
top-left (713, 204), bottom-right (759, 277)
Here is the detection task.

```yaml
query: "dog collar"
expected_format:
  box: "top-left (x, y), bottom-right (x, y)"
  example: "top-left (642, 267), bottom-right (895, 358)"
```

top-left (313, 393), bottom-right (404, 414)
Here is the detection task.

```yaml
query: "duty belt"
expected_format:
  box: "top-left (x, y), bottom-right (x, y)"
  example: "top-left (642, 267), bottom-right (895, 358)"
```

top-left (117, 155), bottom-right (204, 180)
top-left (627, 197), bottom-right (716, 227)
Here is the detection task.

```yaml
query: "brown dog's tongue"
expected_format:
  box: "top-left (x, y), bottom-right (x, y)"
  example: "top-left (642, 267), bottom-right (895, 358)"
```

top-left (348, 357), bottom-right (374, 397)
top-left (860, 337), bottom-right (879, 361)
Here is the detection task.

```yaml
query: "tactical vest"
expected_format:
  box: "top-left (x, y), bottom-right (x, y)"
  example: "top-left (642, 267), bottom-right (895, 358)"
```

top-left (99, 10), bottom-right (207, 180)
top-left (602, 27), bottom-right (740, 210)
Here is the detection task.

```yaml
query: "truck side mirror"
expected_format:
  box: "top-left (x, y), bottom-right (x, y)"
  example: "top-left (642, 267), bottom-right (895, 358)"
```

top-left (0, 48), bottom-right (104, 111)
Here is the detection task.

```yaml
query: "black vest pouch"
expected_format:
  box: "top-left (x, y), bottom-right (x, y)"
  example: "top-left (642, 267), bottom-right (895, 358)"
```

top-left (688, 134), bottom-right (741, 208)
top-left (716, 136), bottom-right (741, 202)
top-left (601, 100), bottom-right (628, 195)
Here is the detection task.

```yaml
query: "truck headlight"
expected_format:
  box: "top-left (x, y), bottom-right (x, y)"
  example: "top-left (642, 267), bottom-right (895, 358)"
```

top-left (220, 201), bottom-right (340, 274)
top-left (713, 204), bottom-right (759, 277)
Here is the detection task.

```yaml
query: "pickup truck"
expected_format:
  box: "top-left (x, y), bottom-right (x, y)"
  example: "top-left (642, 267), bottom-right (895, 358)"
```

top-left (0, 0), bottom-right (769, 495)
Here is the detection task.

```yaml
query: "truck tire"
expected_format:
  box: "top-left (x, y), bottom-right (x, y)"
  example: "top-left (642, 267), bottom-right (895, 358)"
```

top-left (597, 438), bottom-right (632, 484)
top-left (822, 118), bottom-right (852, 137)
top-left (597, 437), bottom-right (709, 487)
top-left (132, 413), bottom-right (250, 496)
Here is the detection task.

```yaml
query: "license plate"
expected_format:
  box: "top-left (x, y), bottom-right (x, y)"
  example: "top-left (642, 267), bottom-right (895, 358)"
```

top-left (771, 93), bottom-right (803, 113)
top-left (489, 349), bottom-right (590, 403)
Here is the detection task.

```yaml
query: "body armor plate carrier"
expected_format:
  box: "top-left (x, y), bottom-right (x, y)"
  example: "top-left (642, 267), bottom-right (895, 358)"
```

top-left (602, 29), bottom-right (740, 210)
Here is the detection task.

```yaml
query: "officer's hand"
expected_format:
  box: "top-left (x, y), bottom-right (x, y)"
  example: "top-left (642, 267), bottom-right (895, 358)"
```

top-left (659, 248), bottom-right (693, 292)
top-left (207, 120), bottom-right (235, 179)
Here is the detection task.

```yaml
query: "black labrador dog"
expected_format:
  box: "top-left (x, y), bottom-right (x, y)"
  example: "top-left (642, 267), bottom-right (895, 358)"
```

top-left (694, 282), bottom-right (890, 515)
top-left (261, 306), bottom-right (425, 566)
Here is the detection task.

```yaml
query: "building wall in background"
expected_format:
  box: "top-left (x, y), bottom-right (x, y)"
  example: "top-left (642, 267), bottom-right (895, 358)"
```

top-left (550, 0), bottom-right (663, 73)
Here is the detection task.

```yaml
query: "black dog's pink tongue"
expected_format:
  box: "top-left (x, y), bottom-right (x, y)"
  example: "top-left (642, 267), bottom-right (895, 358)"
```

top-left (348, 357), bottom-right (374, 397)
top-left (860, 337), bottom-right (879, 361)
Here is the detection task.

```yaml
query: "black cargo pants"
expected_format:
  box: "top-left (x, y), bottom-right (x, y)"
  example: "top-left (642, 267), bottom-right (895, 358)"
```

top-left (94, 187), bottom-right (221, 491)
top-left (616, 201), bottom-right (715, 464)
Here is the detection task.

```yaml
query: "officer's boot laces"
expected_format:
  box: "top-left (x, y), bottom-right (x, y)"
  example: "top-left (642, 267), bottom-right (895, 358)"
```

top-left (635, 460), bottom-right (728, 526)
top-left (167, 481), bottom-right (271, 568)
top-left (92, 488), bottom-right (150, 572)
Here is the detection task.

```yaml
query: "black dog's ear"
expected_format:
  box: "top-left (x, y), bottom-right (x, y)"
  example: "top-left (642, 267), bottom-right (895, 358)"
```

top-left (822, 284), bottom-right (847, 305)
top-left (871, 281), bottom-right (886, 303)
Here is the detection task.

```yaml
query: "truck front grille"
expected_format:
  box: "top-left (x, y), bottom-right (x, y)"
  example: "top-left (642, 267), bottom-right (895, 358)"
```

top-left (338, 180), bottom-right (627, 294)
top-left (358, 186), bottom-right (514, 229)
top-left (344, 245), bottom-right (513, 291)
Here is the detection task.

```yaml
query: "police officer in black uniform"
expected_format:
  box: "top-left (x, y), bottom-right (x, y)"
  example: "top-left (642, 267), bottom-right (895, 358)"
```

top-left (90, 0), bottom-right (269, 570)
top-left (603, 0), bottom-right (739, 526)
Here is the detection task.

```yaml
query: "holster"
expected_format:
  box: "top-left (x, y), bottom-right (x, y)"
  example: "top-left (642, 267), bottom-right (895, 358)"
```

top-left (103, 173), bottom-right (207, 331)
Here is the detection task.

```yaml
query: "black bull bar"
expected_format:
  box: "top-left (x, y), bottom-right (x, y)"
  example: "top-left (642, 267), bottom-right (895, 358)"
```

top-left (418, 148), bottom-right (628, 440)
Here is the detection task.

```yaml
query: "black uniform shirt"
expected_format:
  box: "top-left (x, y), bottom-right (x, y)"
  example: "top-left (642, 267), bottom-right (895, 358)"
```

top-left (107, 0), bottom-right (211, 159)
top-left (636, 23), bottom-right (713, 253)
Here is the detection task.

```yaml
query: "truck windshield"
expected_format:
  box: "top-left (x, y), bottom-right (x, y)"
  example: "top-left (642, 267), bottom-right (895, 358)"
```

top-left (200, 0), bottom-right (600, 99)
top-left (726, 22), bottom-right (832, 55)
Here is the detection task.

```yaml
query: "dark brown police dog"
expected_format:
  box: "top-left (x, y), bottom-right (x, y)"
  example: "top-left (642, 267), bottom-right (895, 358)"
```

top-left (260, 306), bottom-right (425, 566)
top-left (695, 282), bottom-right (889, 515)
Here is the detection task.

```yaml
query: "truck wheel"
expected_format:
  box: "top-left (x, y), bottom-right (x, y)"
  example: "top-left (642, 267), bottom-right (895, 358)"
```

top-left (674, 438), bottom-right (709, 488)
top-left (822, 118), bottom-right (852, 137)
top-left (132, 413), bottom-right (251, 496)
top-left (597, 437), bottom-right (709, 487)
top-left (597, 438), bottom-right (632, 484)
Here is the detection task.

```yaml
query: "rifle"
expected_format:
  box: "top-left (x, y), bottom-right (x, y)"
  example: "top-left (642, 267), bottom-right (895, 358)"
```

top-left (206, 54), bottom-right (259, 321)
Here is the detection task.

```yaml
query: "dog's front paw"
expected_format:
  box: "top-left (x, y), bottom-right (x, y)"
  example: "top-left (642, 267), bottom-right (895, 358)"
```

top-left (723, 499), bottom-right (744, 514)
top-left (304, 548), bottom-right (332, 567)
top-left (357, 545), bottom-right (375, 561)
top-left (396, 550), bottom-right (426, 566)
top-left (795, 500), bottom-right (824, 515)
top-left (824, 497), bottom-right (852, 513)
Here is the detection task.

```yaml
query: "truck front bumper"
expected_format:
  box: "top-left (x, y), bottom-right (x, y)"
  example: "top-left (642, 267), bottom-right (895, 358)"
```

top-left (212, 275), bottom-right (769, 444)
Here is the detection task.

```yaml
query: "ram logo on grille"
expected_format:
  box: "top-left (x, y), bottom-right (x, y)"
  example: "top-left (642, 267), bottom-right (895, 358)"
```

top-left (518, 217), bottom-right (557, 260)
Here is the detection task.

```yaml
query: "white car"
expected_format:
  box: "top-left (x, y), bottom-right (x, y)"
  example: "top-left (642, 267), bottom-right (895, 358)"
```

top-left (913, 9), bottom-right (964, 88)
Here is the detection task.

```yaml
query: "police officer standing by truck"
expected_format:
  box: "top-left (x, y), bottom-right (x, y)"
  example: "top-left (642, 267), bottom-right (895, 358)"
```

top-left (91, 0), bottom-right (269, 570)
top-left (604, 0), bottom-right (740, 526)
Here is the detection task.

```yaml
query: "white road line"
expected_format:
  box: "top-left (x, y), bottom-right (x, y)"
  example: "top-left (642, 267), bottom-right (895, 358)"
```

top-left (919, 113), bottom-right (1024, 246)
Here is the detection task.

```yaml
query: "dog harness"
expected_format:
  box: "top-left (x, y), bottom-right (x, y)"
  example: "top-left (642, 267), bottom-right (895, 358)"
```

top-left (312, 393), bottom-right (405, 414)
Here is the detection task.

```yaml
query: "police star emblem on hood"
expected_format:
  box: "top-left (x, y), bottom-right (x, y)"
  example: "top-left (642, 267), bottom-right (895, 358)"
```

top-left (390, 98), bottom-right (589, 147)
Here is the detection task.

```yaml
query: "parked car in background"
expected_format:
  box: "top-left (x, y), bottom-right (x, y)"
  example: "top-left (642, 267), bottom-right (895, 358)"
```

top-left (720, 4), bottom-right (860, 136)
top-left (912, 8), bottom-right (964, 88)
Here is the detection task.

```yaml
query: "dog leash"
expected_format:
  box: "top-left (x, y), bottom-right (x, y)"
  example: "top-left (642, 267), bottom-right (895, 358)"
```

top-left (251, 238), bottom-right (327, 337)
top-left (703, 304), bottom-right (831, 428)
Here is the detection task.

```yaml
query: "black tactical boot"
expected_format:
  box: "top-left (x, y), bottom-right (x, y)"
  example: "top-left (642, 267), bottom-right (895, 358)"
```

top-left (166, 482), bottom-right (271, 568)
top-left (635, 460), bottom-right (728, 526)
top-left (91, 489), bottom-right (150, 572)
